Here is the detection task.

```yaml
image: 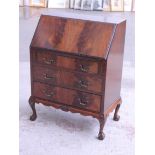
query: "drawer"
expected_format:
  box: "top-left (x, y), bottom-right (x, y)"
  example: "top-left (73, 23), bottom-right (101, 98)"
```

top-left (33, 65), bottom-right (103, 93)
top-left (34, 50), bottom-right (101, 74)
top-left (33, 82), bottom-right (101, 112)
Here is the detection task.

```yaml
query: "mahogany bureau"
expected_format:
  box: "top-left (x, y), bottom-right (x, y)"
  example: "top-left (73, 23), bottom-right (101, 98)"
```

top-left (29, 15), bottom-right (126, 140)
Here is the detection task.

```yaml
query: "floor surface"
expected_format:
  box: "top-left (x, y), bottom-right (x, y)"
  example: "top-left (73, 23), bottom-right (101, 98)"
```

top-left (19, 7), bottom-right (135, 155)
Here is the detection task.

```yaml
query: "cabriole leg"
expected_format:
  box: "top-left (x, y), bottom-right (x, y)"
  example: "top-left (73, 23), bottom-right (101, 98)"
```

top-left (29, 96), bottom-right (37, 121)
top-left (98, 116), bottom-right (107, 140)
top-left (113, 104), bottom-right (121, 121)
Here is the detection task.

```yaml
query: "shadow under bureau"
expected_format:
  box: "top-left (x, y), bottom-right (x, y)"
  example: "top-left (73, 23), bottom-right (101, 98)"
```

top-left (29, 15), bottom-right (126, 140)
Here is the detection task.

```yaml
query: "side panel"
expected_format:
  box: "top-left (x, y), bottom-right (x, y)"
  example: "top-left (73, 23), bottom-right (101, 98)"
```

top-left (104, 21), bottom-right (126, 113)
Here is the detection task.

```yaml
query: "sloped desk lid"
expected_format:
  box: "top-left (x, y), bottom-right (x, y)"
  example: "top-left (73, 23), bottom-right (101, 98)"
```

top-left (31, 15), bottom-right (119, 59)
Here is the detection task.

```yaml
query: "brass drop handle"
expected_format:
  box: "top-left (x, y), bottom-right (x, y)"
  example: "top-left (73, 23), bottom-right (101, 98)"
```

top-left (78, 98), bottom-right (88, 106)
top-left (43, 90), bottom-right (54, 97)
top-left (43, 58), bottom-right (56, 64)
top-left (44, 74), bottom-right (55, 80)
top-left (79, 80), bottom-right (88, 88)
top-left (79, 64), bottom-right (88, 72)
top-left (79, 101), bottom-right (87, 106)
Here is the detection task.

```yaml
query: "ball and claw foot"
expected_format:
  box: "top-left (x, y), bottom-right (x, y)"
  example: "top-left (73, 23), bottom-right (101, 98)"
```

top-left (98, 132), bottom-right (105, 140)
top-left (113, 114), bottom-right (120, 121)
top-left (113, 104), bottom-right (121, 121)
top-left (30, 113), bottom-right (37, 121)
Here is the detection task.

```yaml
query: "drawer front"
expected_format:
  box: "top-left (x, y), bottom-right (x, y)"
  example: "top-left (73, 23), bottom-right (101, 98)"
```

top-left (33, 82), bottom-right (101, 112)
top-left (35, 51), bottom-right (100, 74)
top-left (33, 65), bottom-right (103, 93)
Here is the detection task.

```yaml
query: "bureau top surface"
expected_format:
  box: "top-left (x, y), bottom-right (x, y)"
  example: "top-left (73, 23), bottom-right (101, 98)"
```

top-left (31, 15), bottom-right (125, 59)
